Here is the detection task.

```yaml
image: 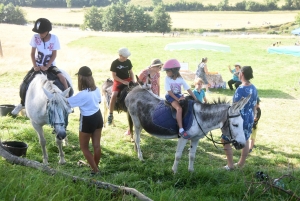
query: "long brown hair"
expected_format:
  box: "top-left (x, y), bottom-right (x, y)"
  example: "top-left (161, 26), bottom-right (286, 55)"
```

top-left (78, 75), bottom-right (96, 91)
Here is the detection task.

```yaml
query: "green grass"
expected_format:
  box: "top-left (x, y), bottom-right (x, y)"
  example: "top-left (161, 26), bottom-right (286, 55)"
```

top-left (1, 35), bottom-right (300, 200)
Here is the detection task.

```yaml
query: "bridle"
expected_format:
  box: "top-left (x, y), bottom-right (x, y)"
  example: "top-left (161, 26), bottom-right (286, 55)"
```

top-left (46, 95), bottom-right (69, 129)
top-left (192, 106), bottom-right (241, 148)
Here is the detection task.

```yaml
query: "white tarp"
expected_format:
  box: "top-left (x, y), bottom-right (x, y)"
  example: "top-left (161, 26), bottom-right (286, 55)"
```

top-left (267, 46), bottom-right (300, 57)
top-left (164, 40), bottom-right (230, 52)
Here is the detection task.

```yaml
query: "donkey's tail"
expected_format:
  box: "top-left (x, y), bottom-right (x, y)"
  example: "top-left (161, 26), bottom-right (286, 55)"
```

top-left (127, 112), bottom-right (134, 142)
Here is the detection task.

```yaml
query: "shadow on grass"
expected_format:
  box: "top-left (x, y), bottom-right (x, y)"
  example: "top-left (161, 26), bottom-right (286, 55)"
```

top-left (210, 88), bottom-right (297, 99)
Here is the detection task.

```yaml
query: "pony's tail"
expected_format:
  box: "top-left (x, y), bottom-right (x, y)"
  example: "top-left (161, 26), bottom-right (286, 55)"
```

top-left (127, 112), bottom-right (134, 142)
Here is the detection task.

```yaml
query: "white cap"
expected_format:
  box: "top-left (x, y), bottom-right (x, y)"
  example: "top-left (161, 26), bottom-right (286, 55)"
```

top-left (118, 47), bottom-right (131, 57)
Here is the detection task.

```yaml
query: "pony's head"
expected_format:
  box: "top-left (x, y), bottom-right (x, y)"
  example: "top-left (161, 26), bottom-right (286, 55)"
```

top-left (43, 87), bottom-right (72, 140)
top-left (221, 95), bottom-right (251, 150)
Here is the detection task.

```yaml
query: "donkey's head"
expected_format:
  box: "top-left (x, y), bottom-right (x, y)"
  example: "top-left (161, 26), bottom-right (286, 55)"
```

top-left (221, 94), bottom-right (251, 150)
top-left (135, 75), bottom-right (151, 90)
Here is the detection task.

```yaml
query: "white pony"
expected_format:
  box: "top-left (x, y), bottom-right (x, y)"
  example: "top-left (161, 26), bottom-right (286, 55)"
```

top-left (25, 73), bottom-right (72, 164)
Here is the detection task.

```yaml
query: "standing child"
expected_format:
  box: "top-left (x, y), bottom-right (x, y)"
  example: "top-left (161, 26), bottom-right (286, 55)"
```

top-left (193, 78), bottom-right (207, 103)
top-left (249, 97), bottom-right (261, 153)
top-left (163, 59), bottom-right (197, 139)
top-left (12, 18), bottom-right (68, 115)
top-left (67, 66), bottom-right (103, 175)
top-left (227, 63), bottom-right (242, 90)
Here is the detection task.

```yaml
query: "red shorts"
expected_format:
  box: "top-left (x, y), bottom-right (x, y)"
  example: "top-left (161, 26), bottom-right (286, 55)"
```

top-left (112, 78), bottom-right (132, 92)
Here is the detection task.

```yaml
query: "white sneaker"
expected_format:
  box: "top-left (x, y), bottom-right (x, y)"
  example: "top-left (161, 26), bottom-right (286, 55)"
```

top-left (11, 104), bottom-right (24, 115)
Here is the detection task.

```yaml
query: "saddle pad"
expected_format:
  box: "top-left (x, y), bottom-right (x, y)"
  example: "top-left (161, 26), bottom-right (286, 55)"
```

top-left (152, 100), bottom-right (194, 132)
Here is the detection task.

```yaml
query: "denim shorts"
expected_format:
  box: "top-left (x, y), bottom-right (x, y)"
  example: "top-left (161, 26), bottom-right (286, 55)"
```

top-left (165, 94), bottom-right (183, 103)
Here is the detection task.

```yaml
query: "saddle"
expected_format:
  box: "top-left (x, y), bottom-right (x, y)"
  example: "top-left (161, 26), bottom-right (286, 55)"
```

top-left (103, 78), bottom-right (136, 113)
top-left (152, 99), bottom-right (194, 133)
top-left (19, 68), bottom-right (73, 105)
top-left (164, 96), bottom-right (191, 119)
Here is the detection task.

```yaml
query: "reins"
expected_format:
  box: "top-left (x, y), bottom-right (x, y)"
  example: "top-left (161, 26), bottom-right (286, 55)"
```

top-left (192, 105), bottom-right (240, 148)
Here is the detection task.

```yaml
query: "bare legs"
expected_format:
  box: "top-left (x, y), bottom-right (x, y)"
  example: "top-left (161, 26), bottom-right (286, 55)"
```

top-left (171, 101), bottom-right (183, 129)
top-left (249, 138), bottom-right (255, 151)
top-left (107, 91), bottom-right (118, 125)
top-left (222, 138), bottom-right (250, 169)
top-left (79, 128), bottom-right (102, 173)
top-left (109, 91), bottom-right (118, 114)
top-left (57, 73), bottom-right (68, 90)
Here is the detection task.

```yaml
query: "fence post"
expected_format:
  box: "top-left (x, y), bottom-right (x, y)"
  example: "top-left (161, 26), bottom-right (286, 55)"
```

top-left (0, 40), bottom-right (3, 57)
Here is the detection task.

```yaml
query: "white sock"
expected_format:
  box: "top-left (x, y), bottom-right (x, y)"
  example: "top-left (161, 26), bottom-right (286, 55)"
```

top-left (179, 128), bottom-right (184, 133)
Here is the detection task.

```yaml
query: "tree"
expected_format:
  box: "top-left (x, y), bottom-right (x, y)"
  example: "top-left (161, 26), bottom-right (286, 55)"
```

top-left (151, 5), bottom-right (171, 33)
top-left (81, 6), bottom-right (102, 31)
top-left (0, 3), bottom-right (26, 25)
top-left (152, 0), bottom-right (162, 6)
top-left (66, 0), bottom-right (73, 8)
top-left (295, 12), bottom-right (300, 26)
top-left (217, 0), bottom-right (229, 11)
top-left (125, 5), bottom-right (152, 31)
top-left (102, 3), bottom-right (126, 31)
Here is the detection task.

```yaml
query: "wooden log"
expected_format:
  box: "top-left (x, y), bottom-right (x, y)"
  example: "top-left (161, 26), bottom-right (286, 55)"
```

top-left (0, 141), bottom-right (153, 201)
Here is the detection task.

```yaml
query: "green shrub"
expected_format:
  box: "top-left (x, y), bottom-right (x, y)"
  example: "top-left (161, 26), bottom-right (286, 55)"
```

top-left (0, 3), bottom-right (26, 25)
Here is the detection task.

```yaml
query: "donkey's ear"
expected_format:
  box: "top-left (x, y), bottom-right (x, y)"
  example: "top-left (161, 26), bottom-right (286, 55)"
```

top-left (62, 87), bottom-right (71, 98)
top-left (43, 87), bottom-right (53, 99)
top-left (136, 75), bottom-right (143, 86)
top-left (231, 94), bottom-right (251, 113)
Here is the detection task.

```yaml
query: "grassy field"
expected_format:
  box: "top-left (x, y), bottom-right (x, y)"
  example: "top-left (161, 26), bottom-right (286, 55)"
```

top-left (21, 7), bottom-right (300, 30)
top-left (0, 24), bottom-right (300, 200)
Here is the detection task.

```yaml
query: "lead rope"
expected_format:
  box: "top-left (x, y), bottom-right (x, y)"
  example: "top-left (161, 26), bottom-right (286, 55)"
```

top-left (192, 106), bottom-right (233, 149)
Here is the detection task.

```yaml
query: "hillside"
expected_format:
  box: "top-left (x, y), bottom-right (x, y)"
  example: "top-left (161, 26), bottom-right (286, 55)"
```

top-left (129, 0), bottom-right (286, 7)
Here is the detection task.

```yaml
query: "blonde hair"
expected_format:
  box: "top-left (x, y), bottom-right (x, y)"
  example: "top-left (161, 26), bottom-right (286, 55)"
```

top-left (194, 78), bottom-right (204, 85)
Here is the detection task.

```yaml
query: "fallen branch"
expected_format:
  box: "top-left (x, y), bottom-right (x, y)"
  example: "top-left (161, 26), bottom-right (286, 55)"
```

top-left (0, 141), bottom-right (153, 201)
top-left (244, 173), bottom-right (300, 201)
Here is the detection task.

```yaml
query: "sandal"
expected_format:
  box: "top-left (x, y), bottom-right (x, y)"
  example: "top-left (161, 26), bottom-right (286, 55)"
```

top-left (179, 131), bottom-right (192, 139)
top-left (234, 163), bottom-right (243, 168)
top-left (223, 165), bottom-right (234, 171)
top-left (90, 171), bottom-right (100, 177)
top-left (77, 160), bottom-right (90, 167)
top-left (124, 130), bottom-right (131, 136)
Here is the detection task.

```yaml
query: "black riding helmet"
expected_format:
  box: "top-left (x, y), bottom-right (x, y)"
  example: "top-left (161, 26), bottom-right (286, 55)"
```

top-left (32, 18), bottom-right (52, 33)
